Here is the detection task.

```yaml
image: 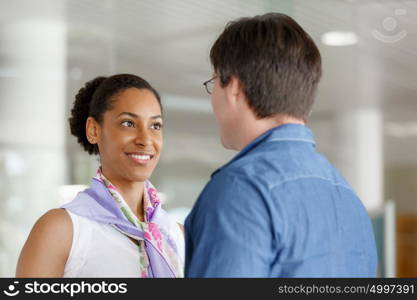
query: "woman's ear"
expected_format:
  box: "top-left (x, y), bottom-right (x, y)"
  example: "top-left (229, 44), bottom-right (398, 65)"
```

top-left (86, 117), bottom-right (100, 145)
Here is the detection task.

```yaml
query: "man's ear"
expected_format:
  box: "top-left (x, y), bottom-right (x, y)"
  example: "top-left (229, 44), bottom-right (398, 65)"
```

top-left (225, 76), bottom-right (244, 106)
top-left (86, 116), bottom-right (101, 145)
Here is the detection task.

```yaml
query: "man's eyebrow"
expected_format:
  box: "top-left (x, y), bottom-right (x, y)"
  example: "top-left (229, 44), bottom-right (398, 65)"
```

top-left (116, 112), bottom-right (162, 119)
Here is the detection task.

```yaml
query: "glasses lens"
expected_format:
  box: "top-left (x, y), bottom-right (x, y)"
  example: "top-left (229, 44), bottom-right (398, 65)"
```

top-left (203, 77), bottom-right (216, 95)
top-left (207, 81), bottom-right (213, 94)
top-left (205, 83), bottom-right (210, 94)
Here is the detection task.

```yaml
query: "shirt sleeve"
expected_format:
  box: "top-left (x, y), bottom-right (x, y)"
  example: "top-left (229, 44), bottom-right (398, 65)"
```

top-left (184, 171), bottom-right (274, 277)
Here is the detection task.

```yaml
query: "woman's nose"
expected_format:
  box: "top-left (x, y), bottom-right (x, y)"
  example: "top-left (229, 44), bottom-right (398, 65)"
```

top-left (134, 127), bottom-right (152, 146)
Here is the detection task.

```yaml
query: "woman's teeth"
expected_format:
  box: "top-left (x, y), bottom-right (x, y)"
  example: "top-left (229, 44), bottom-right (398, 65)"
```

top-left (128, 154), bottom-right (151, 161)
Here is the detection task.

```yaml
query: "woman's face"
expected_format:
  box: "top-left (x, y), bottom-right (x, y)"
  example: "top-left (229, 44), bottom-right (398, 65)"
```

top-left (95, 87), bottom-right (163, 184)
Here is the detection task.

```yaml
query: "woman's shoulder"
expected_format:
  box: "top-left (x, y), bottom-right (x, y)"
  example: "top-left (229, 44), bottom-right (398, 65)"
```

top-left (25, 208), bottom-right (73, 253)
top-left (35, 209), bottom-right (72, 234)
top-left (16, 209), bottom-right (73, 277)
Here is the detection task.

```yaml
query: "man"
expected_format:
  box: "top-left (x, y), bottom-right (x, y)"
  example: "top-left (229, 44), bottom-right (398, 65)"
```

top-left (185, 13), bottom-right (377, 277)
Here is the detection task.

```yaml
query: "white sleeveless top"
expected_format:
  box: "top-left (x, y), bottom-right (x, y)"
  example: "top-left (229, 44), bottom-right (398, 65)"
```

top-left (63, 210), bottom-right (185, 277)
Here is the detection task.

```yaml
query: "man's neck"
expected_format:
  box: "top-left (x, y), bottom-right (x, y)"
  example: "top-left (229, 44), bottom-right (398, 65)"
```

top-left (236, 114), bottom-right (305, 151)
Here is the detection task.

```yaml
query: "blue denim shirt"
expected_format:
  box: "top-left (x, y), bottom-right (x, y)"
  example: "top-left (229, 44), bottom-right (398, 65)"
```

top-left (185, 124), bottom-right (377, 277)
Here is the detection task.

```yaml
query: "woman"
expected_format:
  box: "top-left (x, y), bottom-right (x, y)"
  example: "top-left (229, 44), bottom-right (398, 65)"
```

top-left (16, 74), bottom-right (184, 277)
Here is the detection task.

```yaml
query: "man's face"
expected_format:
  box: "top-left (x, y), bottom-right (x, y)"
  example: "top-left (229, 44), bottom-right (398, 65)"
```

top-left (211, 76), bottom-right (236, 150)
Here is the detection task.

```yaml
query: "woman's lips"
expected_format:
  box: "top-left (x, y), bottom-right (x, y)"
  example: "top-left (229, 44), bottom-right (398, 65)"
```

top-left (126, 153), bottom-right (155, 165)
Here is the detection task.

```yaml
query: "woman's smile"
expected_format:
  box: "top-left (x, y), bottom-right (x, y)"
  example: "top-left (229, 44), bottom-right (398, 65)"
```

top-left (126, 152), bottom-right (155, 165)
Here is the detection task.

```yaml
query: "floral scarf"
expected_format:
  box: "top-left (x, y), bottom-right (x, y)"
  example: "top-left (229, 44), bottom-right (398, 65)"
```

top-left (63, 168), bottom-right (184, 277)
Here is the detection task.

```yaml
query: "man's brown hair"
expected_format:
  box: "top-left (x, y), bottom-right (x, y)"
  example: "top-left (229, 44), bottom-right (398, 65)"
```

top-left (210, 13), bottom-right (322, 121)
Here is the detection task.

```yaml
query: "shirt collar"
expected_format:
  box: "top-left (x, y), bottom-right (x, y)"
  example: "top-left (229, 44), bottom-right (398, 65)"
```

top-left (212, 123), bottom-right (316, 177)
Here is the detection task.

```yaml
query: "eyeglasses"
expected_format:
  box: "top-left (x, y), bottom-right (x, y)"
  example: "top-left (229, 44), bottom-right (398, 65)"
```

top-left (203, 76), bottom-right (217, 95)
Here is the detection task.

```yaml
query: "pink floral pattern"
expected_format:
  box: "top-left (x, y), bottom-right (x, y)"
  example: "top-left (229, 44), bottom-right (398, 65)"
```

top-left (95, 168), bottom-right (183, 277)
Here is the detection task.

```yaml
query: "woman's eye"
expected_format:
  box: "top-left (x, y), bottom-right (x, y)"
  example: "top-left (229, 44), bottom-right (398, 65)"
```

top-left (151, 122), bottom-right (163, 130)
top-left (121, 120), bottom-right (134, 128)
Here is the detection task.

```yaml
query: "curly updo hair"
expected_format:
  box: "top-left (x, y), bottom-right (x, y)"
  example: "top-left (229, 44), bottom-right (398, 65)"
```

top-left (69, 73), bottom-right (162, 155)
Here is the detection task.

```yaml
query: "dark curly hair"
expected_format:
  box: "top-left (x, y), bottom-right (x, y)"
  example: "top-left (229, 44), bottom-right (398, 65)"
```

top-left (69, 73), bottom-right (162, 155)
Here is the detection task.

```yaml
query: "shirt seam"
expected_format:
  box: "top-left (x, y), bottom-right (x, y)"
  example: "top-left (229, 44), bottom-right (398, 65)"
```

top-left (217, 170), bottom-right (354, 194)
top-left (269, 175), bottom-right (354, 192)
top-left (267, 138), bottom-right (315, 144)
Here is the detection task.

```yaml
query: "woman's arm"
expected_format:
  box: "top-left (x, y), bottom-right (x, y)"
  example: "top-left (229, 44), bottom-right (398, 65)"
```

top-left (16, 209), bottom-right (72, 277)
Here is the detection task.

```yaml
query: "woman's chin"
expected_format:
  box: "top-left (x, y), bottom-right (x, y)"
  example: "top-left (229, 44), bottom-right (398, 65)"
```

top-left (127, 171), bottom-right (152, 183)
top-left (117, 160), bottom-right (158, 182)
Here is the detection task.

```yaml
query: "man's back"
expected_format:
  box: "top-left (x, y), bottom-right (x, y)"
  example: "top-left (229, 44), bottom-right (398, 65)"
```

top-left (185, 124), bottom-right (377, 277)
top-left (186, 13), bottom-right (377, 277)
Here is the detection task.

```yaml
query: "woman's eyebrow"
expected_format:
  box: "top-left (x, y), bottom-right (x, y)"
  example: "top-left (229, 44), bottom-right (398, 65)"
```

top-left (117, 112), bottom-right (138, 118)
top-left (116, 112), bottom-right (162, 120)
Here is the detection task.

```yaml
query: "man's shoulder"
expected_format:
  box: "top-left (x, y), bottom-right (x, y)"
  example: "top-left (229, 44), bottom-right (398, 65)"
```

top-left (209, 168), bottom-right (255, 190)
top-left (216, 146), bottom-right (305, 188)
top-left (200, 169), bottom-right (264, 206)
top-left (218, 146), bottom-right (353, 196)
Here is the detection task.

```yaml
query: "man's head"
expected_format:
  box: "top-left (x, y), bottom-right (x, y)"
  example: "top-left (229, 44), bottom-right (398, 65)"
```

top-left (209, 13), bottom-right (322, 149)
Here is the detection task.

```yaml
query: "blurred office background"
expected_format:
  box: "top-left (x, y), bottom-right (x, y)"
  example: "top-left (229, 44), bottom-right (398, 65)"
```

top-left (0, 0), bottom-right (416, 277)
